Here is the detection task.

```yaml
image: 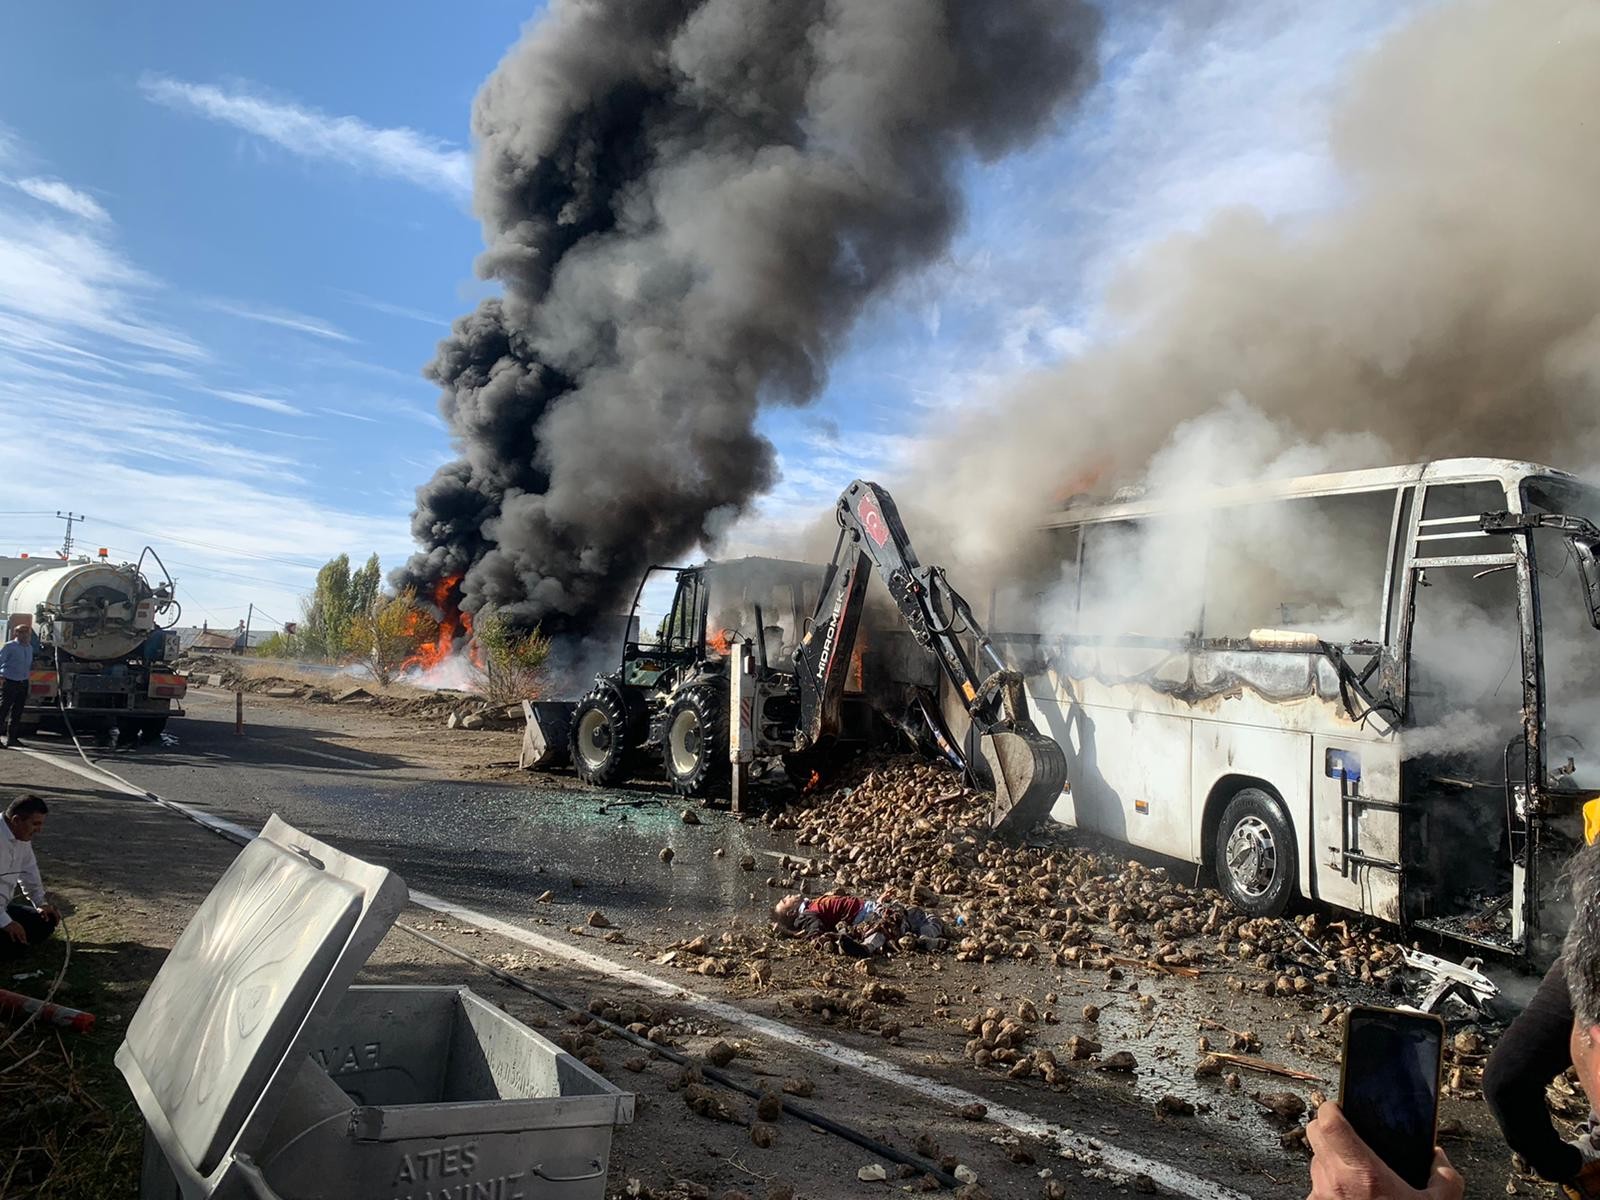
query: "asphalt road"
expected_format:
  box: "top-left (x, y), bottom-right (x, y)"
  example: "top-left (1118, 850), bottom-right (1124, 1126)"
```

top-left (39, 688), bottom-right (796, 935)
top-left (4, 688), bottom-right (1528, 1200)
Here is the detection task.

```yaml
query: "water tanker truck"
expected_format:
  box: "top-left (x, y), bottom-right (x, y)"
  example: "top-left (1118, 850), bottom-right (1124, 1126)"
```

top-left (0, 549), bottom-right (186, 741)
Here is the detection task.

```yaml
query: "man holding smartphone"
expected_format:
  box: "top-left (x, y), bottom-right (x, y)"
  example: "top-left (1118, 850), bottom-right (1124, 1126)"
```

top-left (1308, 839), bottom-right (1600, 1199)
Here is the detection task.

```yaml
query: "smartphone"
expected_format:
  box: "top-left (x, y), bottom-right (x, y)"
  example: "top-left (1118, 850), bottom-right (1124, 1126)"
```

top-left (1338, 1005), bottom-right (1445, 1189)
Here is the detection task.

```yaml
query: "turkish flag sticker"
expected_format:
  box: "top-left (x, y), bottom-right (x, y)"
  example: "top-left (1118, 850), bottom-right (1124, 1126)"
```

top-left (857, 492), bottom-right (890, 547)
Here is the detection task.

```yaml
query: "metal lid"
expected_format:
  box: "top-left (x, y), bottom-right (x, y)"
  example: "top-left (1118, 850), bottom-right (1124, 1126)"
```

top-left (117, 815), bottom-right (406, 1193)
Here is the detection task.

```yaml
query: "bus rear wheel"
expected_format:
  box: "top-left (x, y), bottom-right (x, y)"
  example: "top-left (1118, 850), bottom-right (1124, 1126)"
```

top-left (1214, 788), bottom-right (1297, 918)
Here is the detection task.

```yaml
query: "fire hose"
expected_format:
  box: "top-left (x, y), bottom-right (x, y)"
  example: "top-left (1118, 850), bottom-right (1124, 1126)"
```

top-left (0, 986), bottom-right (92, 1032)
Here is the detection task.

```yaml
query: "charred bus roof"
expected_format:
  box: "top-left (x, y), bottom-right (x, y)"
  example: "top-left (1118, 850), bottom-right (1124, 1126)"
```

top-left (1044, 457), bottom-right (1583, 528)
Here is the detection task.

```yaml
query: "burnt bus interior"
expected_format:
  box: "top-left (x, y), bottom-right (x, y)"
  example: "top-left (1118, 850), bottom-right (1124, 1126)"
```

top-left (1399, 479), bottom-right (1525, 947)
top-left (1007, 468), bottom-right (1600, 959)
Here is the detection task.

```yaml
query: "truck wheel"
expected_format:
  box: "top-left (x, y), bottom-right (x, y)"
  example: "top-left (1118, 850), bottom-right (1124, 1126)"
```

top-left (570, 690), bottom-right (633, 787)
top-left (663, 685), bottom-right (729, 798)
top-left (1214, 788), bottom-right (1297, 918)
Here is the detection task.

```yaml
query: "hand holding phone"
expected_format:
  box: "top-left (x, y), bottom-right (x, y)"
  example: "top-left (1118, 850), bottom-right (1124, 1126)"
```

top-left (1337, 1006), bottom-right (1446, 1189)
top-left (1307, 1102), bottom-right (1463, 1200)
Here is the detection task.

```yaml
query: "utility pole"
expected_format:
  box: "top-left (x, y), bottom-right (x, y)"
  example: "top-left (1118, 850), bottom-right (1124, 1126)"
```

top-left (55, 511), bottom-right (84, 558)
top-left (242, 603), bottom-right (253, 655)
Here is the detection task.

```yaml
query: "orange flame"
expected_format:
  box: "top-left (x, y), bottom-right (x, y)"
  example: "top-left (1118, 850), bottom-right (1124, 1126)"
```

top-left (708, 629), bottom-right (732, 656)
top-left (403, 574), bottom-right (475, 673)
top-left (803, 769), bottom-right (822, 794)
top-left (1051, 464), bottom-right (1107, 506)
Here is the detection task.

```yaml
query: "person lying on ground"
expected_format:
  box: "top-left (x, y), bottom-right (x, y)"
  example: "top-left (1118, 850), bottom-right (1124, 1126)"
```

top-left (1307, 839), bottom-right (1600, 1200)
top-left (0, 794), bottom-right (58, 960)
top-left (771, 890), bottom-right (943, 955)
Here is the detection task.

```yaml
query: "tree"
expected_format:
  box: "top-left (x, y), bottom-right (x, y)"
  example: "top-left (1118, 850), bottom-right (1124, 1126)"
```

top-left (474, 610), bottom-right (551, 705)
top-left (350, 588), bottom-right (436, 685)
top-left (297, 556), bottom-right (366, 662)
top-left (350, 554), bottom-right (381, 621)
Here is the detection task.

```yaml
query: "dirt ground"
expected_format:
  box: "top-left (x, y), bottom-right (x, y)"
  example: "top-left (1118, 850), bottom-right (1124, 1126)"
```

top-left (1, 667), bottom-right (1577, 1199)
top-left (5, 784), bottom-right (1138, 1200)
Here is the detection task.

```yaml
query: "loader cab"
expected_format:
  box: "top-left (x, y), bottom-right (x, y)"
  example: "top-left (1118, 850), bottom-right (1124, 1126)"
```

top-left (621, 566), bottom-right (706, 689)
top-left (620, 558), bottom-right (826, 690)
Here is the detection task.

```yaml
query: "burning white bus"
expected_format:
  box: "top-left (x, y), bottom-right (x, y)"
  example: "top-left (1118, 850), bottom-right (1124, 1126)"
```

top-left (1001, 457), bottom-right (1600, 967)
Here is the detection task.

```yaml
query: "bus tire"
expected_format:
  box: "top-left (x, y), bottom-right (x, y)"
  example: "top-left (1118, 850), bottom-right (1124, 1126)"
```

top-left (1214, 788), bottom-right (1297, 918)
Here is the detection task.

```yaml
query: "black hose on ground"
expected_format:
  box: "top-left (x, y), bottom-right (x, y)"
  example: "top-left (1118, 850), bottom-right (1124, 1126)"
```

top-left (396, 922), bottom-right (961, 1190)
top-left (34, 735), bottom-right (962, 1189)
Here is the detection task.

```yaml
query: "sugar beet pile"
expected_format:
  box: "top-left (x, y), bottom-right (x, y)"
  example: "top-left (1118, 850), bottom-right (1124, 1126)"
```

top-left (624, 756), bottom-right (1510, 1181)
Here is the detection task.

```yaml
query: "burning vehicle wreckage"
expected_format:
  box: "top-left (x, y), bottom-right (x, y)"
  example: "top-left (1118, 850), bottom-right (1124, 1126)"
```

top-left (519, 479), bottom-right (1068, 839)
top-left (518, 461), bottom-right (1600, 1006)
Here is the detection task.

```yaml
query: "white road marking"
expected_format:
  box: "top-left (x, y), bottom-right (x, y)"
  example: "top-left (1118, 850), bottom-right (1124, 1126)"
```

top-left (19, 747), bottom-right (261, 844)
top-left (268, 744), bottom-right (374, 769)
top-left (22, 746), bottom-right (1253, 1200)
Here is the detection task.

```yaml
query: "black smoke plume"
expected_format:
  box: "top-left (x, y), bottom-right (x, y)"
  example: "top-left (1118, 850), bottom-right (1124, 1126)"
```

top-left (403, 0), bottom-right (1101, 631)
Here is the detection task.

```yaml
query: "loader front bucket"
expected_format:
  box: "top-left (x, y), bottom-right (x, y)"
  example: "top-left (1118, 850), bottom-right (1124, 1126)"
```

top-left (520, 699), bottom-right (576, 770)
top-left (980, 725), bottom-right (1068, 839)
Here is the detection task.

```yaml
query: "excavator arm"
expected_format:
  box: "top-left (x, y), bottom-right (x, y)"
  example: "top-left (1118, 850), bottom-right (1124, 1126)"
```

top-left (794, 480), bottom-right (1068, 837)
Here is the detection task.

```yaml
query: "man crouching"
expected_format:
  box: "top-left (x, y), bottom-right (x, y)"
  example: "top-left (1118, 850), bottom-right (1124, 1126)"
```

top-left (772, 890), bottom-right (944, 955)
top-left (1, 795), bottom-right (58, 959)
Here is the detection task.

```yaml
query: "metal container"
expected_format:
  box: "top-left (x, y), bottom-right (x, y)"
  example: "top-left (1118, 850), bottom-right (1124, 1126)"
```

top-left (3, 559), bottom-right (157, 660)
top-left (121, 817), bottom-right (633, 1200)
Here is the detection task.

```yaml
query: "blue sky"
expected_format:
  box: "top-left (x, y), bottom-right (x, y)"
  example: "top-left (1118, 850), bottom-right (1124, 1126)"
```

top-left (0, 1), bottom-right (1422, 629)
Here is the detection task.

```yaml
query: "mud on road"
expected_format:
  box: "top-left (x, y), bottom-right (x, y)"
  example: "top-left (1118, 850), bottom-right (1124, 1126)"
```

top-left (2, 677), bottom-right (1569, 1198)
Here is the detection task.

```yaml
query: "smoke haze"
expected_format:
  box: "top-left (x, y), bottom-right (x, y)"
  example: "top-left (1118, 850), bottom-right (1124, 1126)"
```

top-left (914, 0), bottom-right (1600, 571)
top-left (403, 0), bottom-right (1102, 631)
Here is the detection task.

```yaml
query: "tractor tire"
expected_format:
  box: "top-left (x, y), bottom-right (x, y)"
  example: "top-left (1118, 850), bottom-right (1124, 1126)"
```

top-left (662, 685), bottom-right (729, 798)
top-left (1214, 787), bottom-right (1298, 918)
top-left (570, 689), bottom-right (634, 788)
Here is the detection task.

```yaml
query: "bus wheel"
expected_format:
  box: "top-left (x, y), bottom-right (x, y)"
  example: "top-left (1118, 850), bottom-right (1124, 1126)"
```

top-left (1214, 788), bottom-right (1296, 918)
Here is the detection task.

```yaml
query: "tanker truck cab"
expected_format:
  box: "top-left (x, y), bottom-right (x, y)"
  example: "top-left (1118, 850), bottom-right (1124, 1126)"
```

top-left (0, 549), bottom-right (185, 744)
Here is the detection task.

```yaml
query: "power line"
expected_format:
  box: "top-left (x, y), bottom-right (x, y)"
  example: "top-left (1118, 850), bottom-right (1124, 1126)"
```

top-left (250, 607), bottom-right (288, 628)
top-left (89, 517), bottom-right (334, 571)
top-left (81, 541), bottom-right (315, 592)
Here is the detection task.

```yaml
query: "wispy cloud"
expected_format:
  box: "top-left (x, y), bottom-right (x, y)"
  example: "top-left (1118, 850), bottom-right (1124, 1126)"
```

top-left (323, 407), bottom-right (380, 423)
top-left (0, 126), bottom-right (417, 620)
top-left (331, 288), bottom-right (450, 326)
top-left (140, 74), bottom-right (472, 199)
top-left (0, 212), bottom-right (202, 361)
top-left (214, 299), bottom-right (354, 342)
top-left (12, 177), bottom-right (110, 223)
top-left (129, 359), bottom-right (199, 382)
top-left (209, 388), bottom-right (306, 416)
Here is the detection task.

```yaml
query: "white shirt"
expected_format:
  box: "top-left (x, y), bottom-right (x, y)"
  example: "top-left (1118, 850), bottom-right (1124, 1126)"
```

top-left (0, 818), bottom-right (45, 925)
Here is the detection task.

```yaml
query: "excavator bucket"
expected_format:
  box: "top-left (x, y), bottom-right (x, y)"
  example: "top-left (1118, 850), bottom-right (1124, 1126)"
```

top-left (980, 726), bottom-right (1068, 839)
top-left (520, 699), bottom-right (575, 770)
